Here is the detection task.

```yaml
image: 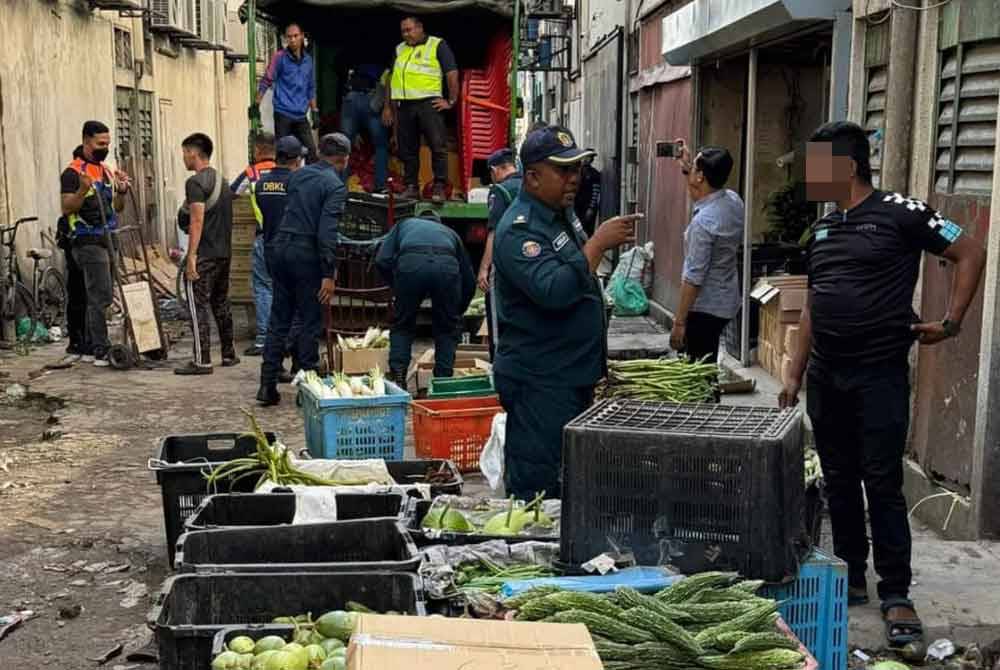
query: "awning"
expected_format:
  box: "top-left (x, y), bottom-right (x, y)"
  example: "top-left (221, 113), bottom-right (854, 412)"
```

top-left (661, 0), bottom-right (851, 65)
top-left (252, 0), bottom-right (512, 17)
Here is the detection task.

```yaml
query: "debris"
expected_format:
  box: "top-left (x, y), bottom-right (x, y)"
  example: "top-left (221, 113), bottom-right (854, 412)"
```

top-left (42, 564), bottom-right (67, 572)
top-left (58, 604), bottom-right (82, 620)
top-left (84, 561), bottom-right (112, 573)
top-left (71, 560), bottom-right (87, 569)
top-left (853, 650), bottom-right (872, 663)
top-left (4, 384), bottom-right (26, 401)
top-left (18, 516), bottom-right (61, 531)
top-left (88, 643), bottom-right (123, 665)
top-left (0, 610), bottom-right (36, 642)
top-left (927, 639), bottom-right (956, 662)
top-left (0, 452), bottom-right (10, 472)
top-left (118, 581), bottom-right (148, 609)
top-left (104, 563), bottom-right (130, 574)
top-left (899, 641), bottom-right (927, 663)
top-left (69, 579), bottom-right (88, 587)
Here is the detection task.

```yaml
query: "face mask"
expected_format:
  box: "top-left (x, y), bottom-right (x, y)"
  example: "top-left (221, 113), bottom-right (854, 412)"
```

top-left (91, 147), bottom-right (110, 163)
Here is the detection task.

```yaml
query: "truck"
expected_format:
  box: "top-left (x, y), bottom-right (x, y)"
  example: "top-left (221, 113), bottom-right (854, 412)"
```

top-left (243, 0), bottom-right (524, 250)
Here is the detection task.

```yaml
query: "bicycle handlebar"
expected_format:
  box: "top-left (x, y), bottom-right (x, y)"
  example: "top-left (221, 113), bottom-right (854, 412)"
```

top-left (0, 216), bottom-right (39, 235)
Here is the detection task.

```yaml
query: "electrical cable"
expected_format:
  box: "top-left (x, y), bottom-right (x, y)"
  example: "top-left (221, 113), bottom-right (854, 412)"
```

top-left (891, 0), bottom-right (954, 10)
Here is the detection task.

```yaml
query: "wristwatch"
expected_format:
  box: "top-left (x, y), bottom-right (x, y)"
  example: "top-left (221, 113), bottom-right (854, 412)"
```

top-left (941, 319), bottom-right (961, 337)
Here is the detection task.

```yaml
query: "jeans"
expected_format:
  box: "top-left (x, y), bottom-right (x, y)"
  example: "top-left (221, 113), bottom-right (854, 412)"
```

top-left (388, 250), bottom-right (462, 377)
top-left (63, 247), bottom-right (90, 355)
top-left (251, 236), bottom-right (272, 348)
top-left (807, 359), bottom-right (913, 601)
top-left (186, 257), bottom-right (236, 366)
top-left (71, 243), bottom-right (113, 358)
top-left (274, 111), bottom-right (317, 163)
top-left (342, 91), bottom-right (389, 189)
top-left (397, 99), bottom-right (448, 187)
top-left (262, 237), bottom-right (323, 386)
top-left (495, 374), bottom-right (594, 500)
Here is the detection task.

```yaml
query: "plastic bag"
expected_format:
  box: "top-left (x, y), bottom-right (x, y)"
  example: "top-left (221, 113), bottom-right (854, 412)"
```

top-left (480, 412), bottom-right (506, 491)
top-left (608, 275), bottom-right (649, 316)
top-left (610, 242), bottom-right (654, 292)
top-left (16, 317), bottom-right (49, 343)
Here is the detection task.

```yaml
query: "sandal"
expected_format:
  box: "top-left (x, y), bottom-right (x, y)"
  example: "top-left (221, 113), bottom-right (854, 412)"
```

top-left (848, 586), bottom-right (870, 606)
top-left (881, 597), bottom-right (923, 647)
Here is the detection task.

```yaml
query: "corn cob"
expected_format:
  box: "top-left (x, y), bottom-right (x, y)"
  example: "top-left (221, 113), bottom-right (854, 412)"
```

top-left (698, 649), bottom-right (805, 670)
top-left (502, 585), bottom-right (562, 610)
top-left (543, 609), bottom-right (656, 644)
top-left (621, 608), bottom-right (704, 657)
top-left (655, 572), bottom-right (739, 603)
top-left (729, 632), bottom-right (801, 655)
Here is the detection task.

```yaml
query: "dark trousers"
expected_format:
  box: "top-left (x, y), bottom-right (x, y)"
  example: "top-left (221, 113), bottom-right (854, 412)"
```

top-left (71, 243), bottom-right (113, 358)
top-left (389, 251), bottom-right (462, 377)
top-left (684, 310), bottom-right (729, 364)
top-left (185, 257), bottom-right (235, 366)
top-left (63, 247), bottom-right (90, 355)
top-left (397, 100), bottom-right (448, 187)
top-left (807, 359), bottom-right (912, 601)
top-left (485, 289), bottom-right (495, 362)
top-left (274, 111), bottom-right (317, 163)
top-left (496, 374), bottom-right (593, 500)
top-left (262, 239), bottom-right (322, 386)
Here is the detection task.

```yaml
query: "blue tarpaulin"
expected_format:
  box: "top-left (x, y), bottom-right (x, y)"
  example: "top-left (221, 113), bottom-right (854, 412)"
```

top-left (500, 567), bottom-right (684, 598)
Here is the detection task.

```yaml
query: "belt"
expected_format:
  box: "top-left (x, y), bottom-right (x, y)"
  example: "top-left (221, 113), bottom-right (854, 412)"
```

top-left (403, 245), bottom-right (453, 255)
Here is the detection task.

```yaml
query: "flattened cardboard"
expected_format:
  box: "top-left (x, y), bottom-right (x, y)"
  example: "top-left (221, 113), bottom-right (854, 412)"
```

top-left (348, 613), bottom-right (603, 670)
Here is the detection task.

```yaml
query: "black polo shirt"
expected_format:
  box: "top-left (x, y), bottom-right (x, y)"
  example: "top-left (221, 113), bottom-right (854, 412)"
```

top-left (807, 190), bottom-right (962, 367)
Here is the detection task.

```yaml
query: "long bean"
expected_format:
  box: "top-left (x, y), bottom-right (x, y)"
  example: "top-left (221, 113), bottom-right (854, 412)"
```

top-left (603, 358), bottom-right (719, 404)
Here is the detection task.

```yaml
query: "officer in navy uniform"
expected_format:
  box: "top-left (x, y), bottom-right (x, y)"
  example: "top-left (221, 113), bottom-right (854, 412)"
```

top-left (492, 126), bottom-right (641, 500)
top-left (479, 148), bottom-right (522, 361)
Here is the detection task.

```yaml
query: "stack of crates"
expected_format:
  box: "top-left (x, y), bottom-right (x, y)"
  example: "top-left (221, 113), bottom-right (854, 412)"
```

top-left (459, 32), bottom-right (512, 193)
top-left (560, 401), bottom-right (807, 581)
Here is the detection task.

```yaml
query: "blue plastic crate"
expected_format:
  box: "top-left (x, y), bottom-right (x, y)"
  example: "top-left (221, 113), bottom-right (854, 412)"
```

top-left (762, 548), bottom-right (848, 670)
top-left (299, 380), bottom-right (410, 460)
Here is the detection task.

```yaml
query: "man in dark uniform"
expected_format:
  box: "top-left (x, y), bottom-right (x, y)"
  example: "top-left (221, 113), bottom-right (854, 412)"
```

top-left (492, 126), bottom-right (640, 499)
top-left (257, 133), bottom-right (349, 405)
top-left (479, 148), bottom-right (522, 360)
top-left (376, 213), bottom-right (476, 387)
top-left (780, 121), bottom-right (986, 647)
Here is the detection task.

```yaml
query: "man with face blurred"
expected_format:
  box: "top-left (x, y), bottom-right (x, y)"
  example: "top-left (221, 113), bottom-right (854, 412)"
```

top-left (492, 125), bottom-right (642, 500)
top-left (780, 121), bottom-right (985, 646)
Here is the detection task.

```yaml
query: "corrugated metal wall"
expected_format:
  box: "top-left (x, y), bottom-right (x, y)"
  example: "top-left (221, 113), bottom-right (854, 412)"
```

top-left (581, 30), bottom-right (624, 220)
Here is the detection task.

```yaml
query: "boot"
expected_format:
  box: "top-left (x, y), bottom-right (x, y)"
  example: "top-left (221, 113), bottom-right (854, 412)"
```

top-left (256, 384), bottom-right (281, 406)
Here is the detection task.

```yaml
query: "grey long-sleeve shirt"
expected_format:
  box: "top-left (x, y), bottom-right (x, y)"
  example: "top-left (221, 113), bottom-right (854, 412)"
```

top-left (682, 188), bottom-right (745, 320)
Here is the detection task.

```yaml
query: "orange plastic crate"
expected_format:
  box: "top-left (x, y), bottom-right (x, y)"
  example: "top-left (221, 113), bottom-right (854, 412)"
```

top-left (411, 396), bottom-right (503, 472)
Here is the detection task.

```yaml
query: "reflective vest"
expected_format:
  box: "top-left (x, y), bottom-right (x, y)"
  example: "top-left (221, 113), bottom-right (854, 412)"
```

top-left (391, 36), bottom-right (443, 101)
top-left (245, 160), bottom-right (276, 183)
top-left (65, 157), bottom-right (116, 237)
top-left (248, 181), bottom-right (264, 229)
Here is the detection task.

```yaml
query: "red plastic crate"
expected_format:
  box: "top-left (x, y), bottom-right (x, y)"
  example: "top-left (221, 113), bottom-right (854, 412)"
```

top-left (411, 395), bottom-right (503, 472)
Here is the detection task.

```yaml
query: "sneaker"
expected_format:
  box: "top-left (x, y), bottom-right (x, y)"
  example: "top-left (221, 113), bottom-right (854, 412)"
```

top-left (431, 183), bottom-right (446, 204)
top-left (93, 357), bottom-right (110, 368)
top-left (82, 355), bottom-right (95, 363)
top-left (221, 355), bottom-right (241, 368)
top-left (244, 345), bottom-right (264, 357)
top-left (256, 385), bottom-right (281, 406)
top-left (174, 362), bottom-right (213, 376)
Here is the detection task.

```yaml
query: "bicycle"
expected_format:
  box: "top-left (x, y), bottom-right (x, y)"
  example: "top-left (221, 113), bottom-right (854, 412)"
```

top-left (0, 217), bottom-right (39, 346)
top-left (30, 228), bottom-right (68, 333)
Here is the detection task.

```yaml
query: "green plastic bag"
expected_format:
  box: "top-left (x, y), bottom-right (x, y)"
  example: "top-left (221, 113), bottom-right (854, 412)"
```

top-left (608, 275), bottom-right (648, 317)
top-left (16, 317), bottom-right (49, 343)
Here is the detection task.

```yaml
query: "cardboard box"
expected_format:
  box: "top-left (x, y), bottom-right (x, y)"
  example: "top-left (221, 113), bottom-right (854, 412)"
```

top-left (335, 347), bottom-right (390, 375)
top-left (751, 275), bottom-right (807, 325)
top-left (783, 325), bottom-right (800, 359)
top-left (348, 613), bottom-right (603, 670)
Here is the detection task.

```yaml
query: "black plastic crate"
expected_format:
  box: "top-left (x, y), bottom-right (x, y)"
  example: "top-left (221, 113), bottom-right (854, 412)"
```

top-left (149, 571), bottom-right (425, 670)
top-left (341, 193), bottom-right (417, 241)
top-left (175, 518), bottom-right (420, 573)
top-left (385, 458), bottom-right (464, 497)
top-left (185, 492), bottom-right (407, 531)
top-left (560, 401), bottom-right (806, 581)
top-left (150, 432), bottom-right (277, 568)
top-left (335, 243), bottom-right (384, 290)
top-left (406, 499), bottom-right (559, 547)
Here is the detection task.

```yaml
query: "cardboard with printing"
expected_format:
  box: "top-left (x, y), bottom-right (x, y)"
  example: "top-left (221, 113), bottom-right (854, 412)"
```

top-left (335, 346), bottom-right (390, 375)
top-left (348, 613), bottom-right (603, 670)
top-left (752, 276), bottom-right (807, 378)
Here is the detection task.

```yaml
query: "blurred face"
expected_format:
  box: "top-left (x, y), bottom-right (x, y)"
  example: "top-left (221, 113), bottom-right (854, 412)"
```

top-left (182, 146), bottom-right (200, 171)
top-left (683, 152), bottom-right (709, 201)
top-left (490, 163), bottom-right (515, 183)
top-left (285, 25), bottom-right (304, 52)
top-left (254, 144), bottom-right (275, 162)
top-left (526, 161), bottom-right (581, 210)
top-left (806, 141), bottom-right (854, 202)
top-left (84, 132), bottom-right (111, 162)
top-left (331, 156), bottom-right (349, 173)
top-left (401, 18), bottom-right (425, 46)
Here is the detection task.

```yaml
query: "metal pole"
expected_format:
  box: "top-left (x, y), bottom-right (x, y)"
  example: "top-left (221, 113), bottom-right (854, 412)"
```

top-left (740, 48), bottom-right (758, 367)
top-left (510, 0), bottom-right (521, 145)
top-left (248, 0), bottom-right (259, 162)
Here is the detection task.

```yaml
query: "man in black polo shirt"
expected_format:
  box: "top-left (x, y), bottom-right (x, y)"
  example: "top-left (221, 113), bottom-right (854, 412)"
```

top-left (779, 122), bottom-right (986, 647)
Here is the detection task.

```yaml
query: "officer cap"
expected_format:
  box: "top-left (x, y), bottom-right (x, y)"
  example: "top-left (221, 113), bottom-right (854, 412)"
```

top-left (275, 136), bottom-right (306, 160)
top-left (487, 148), bottom-right (515, 168)
top-left (520, 125), bottom-right (595, 167)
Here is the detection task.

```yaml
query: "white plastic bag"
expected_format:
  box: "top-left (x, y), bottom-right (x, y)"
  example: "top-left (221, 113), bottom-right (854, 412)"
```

top-left (609, 242), bottom-right (655, 293)
top-left (480, 412), bottom-right (507, 491)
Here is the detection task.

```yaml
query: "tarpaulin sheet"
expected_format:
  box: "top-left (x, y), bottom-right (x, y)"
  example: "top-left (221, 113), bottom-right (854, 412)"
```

top-left (499, 567), bottom-right (684, 598)
top-left (254, 0), bottom-right (513, 17)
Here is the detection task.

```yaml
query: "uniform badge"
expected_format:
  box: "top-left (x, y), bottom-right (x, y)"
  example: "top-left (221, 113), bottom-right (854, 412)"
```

top-left (556, 132), bottom-right (573, 147)
top-left (553, 231), bottom-right (569, 251)
top-left (815, 229), bottom-right (828, 241)
top-left (513, 214), bottom-right (527, 225)
top-left (522, 241), bottom-right (542, 258)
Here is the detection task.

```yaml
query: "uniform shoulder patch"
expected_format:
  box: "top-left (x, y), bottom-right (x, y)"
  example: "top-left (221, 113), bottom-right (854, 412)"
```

top-left (521, 240), bottom-right (542, 258)
top-left (553, 231), bottom-right (570, 251)
top-left (513, 213), bottom-right (528, 224)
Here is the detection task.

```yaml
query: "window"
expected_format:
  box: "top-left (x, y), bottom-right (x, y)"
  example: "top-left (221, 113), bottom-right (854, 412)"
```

top-left (115, 27), bottom-right (133, 70)
top-left (115, 87), bottom-right (134, 165)
top-left (935, 40), bottom-right (1000, 195)
top-left (863, 15), bottom-right (889, 189)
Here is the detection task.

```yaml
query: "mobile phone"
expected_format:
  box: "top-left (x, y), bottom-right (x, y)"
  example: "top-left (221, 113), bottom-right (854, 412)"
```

top-left (656, 141), bottom-right (682, 158)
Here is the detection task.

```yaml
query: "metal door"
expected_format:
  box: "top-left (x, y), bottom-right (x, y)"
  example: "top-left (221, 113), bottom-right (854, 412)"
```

top-left (581, 29), bottom-right (623, 220)
top-left (115, 88), bottom-right (159, 243)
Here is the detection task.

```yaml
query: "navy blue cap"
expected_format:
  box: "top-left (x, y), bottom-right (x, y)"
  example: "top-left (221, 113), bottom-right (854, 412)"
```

top-left (275, 135), bottom-right (306, 159)
top-left (487, 148), bottom-right (515, 168)
top-left (519, 125), bottom-right (595, 167)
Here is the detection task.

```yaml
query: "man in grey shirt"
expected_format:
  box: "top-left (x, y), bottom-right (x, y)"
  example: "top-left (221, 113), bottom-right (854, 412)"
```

top-left (668, 140), bottom-right (744, 365)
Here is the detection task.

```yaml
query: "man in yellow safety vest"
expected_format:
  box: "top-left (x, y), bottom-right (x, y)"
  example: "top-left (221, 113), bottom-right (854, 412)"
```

top-left (382, 15), bottom-right (459, 204)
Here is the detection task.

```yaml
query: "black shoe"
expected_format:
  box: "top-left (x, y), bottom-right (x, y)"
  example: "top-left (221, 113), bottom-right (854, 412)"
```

top-left (278, 370), bottom-right (294, 384)
top-left (174, 362), bottom-right (213, 376)
top-left (221, 355), bottom-right (241, 367)
top-left (244, 345), bottom-right (264, 357)
top-left (256, 385), bottom-right (281, 406)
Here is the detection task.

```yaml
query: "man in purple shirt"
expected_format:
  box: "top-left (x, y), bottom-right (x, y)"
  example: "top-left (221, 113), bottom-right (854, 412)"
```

top-left (257, 23), bottom-right (318, 162)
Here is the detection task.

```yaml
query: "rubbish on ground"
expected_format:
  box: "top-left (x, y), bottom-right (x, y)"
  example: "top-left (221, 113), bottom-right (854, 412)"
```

top-left (0, 610), bottom-right (35, 642)
top-left (853, 650), bottom-right (872, 662)
top-left (4, 384), bottom-right (27, 401)
top-left (88, 643), bottom-right (123, 665)
top-left (927, 639), bottom-right (956, 661)
top-left (58, 604), bottom-right (83, 619)
top-left (118, 581), bottom-right (148, 609)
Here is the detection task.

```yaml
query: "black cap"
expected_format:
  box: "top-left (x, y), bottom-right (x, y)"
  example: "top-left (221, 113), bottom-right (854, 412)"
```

top-left (275, 136), bottom-right (306, 160)
top-left (487, 148), bottom-right (515, 168)
top-left (319, 132), bottom-right (351, 157)
top-left (519, 125), bottom-right (595, 167)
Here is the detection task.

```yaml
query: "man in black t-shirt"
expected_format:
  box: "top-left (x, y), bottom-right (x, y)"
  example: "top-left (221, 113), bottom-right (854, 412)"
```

top-left (175, 133), bottom-right (237, 375)
top-left (780, 122), bottom-right (986, 647)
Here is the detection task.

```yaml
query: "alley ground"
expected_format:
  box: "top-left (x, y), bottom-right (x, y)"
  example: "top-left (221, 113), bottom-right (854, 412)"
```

top-left (1, 319), bottom-right (999, 669)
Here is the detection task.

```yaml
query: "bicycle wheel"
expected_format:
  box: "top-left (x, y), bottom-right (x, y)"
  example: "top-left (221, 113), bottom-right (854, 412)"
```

top-left (36, 267), bottom-right (67, 330)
